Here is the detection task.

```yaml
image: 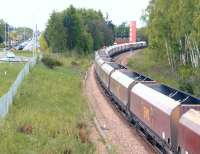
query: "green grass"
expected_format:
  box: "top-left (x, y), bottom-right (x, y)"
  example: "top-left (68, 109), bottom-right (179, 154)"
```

top-left (0, 63), bottom-right (24, 96)
top-left (0, 55), bottom-right (95, 154)
top-left (128, 49), bottom-right (200, 97)
top-left (15, 51), bottom-right (33, 57)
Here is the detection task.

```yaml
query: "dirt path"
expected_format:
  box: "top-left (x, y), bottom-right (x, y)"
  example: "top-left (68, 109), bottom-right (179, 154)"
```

top-left (85, 50), bottom-right (157, 154)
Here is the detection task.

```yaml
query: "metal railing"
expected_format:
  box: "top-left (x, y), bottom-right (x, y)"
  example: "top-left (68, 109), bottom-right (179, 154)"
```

top-left (0, 57), bottom-right (37, 117)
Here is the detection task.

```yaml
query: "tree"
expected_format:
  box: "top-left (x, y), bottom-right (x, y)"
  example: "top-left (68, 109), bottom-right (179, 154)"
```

top-left (144, 0), bottom-right (200, 68)
top-left (44, 5), bottom-right (114, 54)
top-left (46, 11), bottom-right (67, 52)
top-left (39, 33), bottom-right (49, 52)
top-left (16, 27), bottom-right (33, 41)
top-left (114, 22), bottom-right (129, 38)
top-left (0, 19), bottom-right (5, 43)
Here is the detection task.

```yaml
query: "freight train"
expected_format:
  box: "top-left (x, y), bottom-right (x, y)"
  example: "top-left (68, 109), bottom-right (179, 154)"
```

top-left (94, 42), bottom-right (200, 154)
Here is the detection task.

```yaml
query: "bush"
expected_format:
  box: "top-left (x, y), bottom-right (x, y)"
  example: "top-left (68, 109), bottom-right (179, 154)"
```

top-left (178, 79), bottom-right (194, 94)
top-left (0, 43), bottom-right (5, 48)
top-left (178, 66), bottom-right (194, 94)
top-left (39, 33), bottom-right (49, 52)
top-left (41, 56), bottom-right (62, 69)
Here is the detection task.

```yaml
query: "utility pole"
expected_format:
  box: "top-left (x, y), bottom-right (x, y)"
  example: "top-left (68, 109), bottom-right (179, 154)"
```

top-left (24, 27), bottom-right (26, 42)
top-left (7, 25), bottom-right (10, 48)
top-left (35, 24), bottom-right (37, 53)
top-left (32, 27), bottom-right (34, 57)
top-left (5, 22), bottom-right (6, 47)
top-left (32, 25), bottom-right (37, 57)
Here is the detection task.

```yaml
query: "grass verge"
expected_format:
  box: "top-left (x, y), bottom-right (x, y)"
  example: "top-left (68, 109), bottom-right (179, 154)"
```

top-left (0, 63), bottom-right (24, 96)
top-left (0, 54), bottom-right (95, 154)
top-left (128, 49), bottom-right (200, 97)
top-left (14, 51), bottom-right (33, 57)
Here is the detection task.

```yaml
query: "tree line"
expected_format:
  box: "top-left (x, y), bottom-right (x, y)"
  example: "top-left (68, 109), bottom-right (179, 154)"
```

top-left (44, 5), bottom-right (115, 54)
top-left (0, 19), bottom-right (33, 46)
top-left (143, 0), bottom-right (200, 69)
top-left (0, 20), bottom-right (6, 44)
top-left (114, 22), bottom-right (129, 38)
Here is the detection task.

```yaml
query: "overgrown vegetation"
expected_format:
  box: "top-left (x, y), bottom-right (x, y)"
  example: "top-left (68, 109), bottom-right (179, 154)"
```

top-left (0, 43), bottom-right (5, 48)
top-left (128, 49), bottom-right (200, 97)
top-left (14, 51), bottom-right (33, 57)
top-left (42, 55), bottom-right (62, 69)
top-left (143, 0), bottom-right (200, 69)
top-left (133, 0), bottom-right (200, 96)
top-left (0, 19), bottom-right (6, 43)
top-left (0, 55), bottom-right (95, 153)
top-left (0, 63), bottom-right (24, 96)
top-left (45, 5), bottom-right (114, 54)
top-left (39, 33), bottom-right (49, 52)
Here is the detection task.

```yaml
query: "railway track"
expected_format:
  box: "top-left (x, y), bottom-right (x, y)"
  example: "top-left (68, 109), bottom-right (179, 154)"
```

top-left (96, 69), bottom-right (163, 154)
top-left (98, 50), bottom-right (163, 153)
top-left (85, 50), bottom-right (158, 154)
top-left (93, 42), bottom-right (200, 154)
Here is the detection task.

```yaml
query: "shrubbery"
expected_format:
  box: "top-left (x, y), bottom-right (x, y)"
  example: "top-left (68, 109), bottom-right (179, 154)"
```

top-left (178, 79), bottom-right (194, 95)
top-left (0, 43), bottom-right (5, 48)
top-left (178, 66), bottom-right (194, 94)
top-left (41, 56), bottom-right (62, 69)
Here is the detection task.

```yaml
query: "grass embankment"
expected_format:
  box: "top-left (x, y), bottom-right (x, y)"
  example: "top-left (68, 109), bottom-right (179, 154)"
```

top-left (128, 49), bottom-right (200, 97)
top-left (0, 63), bottom-right (24, 96)
top-left (15, 51), bottom-right (33, 57)
top-left (0, 55), bottom-right (95, 154)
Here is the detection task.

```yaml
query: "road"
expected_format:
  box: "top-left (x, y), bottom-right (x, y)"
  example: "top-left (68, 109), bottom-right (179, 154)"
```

top-left (0, 51), bottom-right (30, 62)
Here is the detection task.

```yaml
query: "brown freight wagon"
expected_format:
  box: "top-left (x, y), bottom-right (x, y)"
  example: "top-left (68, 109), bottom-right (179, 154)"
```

top-left (97, 62), bottom-right (125, 89)
top-left (130, 83), bottom-right (179, 149)
top-left (178, 109), bottom-right (200, 154)
top-left (109, 70), bottom-right (155, 111)
top-left (95, 57), bottom-right (105, 77)
top-left (130, 83), bottom-right (200, 152)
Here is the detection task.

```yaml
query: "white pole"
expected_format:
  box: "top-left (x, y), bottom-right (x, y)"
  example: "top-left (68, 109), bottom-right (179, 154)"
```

top-left (5, 22), bottom-right (6, 47)
top-left (7, 25), bottom-right (9, 48)
top-left (24, 27), bottom-right (25, 42)
top-left (35, 24), bottom-right (37, 54)
top-left (32, 26), bottom-right (34, 57)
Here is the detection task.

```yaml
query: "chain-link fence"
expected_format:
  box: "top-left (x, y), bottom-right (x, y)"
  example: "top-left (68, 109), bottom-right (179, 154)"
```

top-left (0, 57), bottom-right (37, 117)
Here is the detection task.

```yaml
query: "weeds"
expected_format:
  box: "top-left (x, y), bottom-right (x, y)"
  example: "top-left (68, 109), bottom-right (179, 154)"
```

top-left (0, 54), bottom-right (94, 153)
top-left (42, 55), bottom-right (62, 69)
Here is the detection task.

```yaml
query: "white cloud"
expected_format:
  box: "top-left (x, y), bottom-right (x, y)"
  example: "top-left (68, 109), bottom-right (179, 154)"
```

top-left (0, 0), bottom-right (150, 30)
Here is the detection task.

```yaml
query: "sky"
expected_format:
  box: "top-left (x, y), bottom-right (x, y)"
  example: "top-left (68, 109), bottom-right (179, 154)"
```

top-left (0, 0), bottom-right (150, 31)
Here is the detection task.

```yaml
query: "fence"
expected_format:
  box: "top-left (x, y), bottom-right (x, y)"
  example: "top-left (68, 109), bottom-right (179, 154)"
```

top-left (0, 57), bottom-right (37, 118)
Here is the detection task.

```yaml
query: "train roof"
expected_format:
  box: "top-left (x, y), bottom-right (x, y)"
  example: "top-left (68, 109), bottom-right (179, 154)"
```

top-left (111, 70), bottom-right (134, 88)
top-left (107, 62), bottom-right (127, 70)
top-left (179, 109), bottom-right (200, 135)
top-left (97, 50), bottom-right (109, 57)
top-left (101, 63), bottom-right (117, 75)
top-left (101, 57), bottom-right (112, 62)
top-left (96, 57), bottom-right (106, 66)
top-left (147, 84), bottom-right (200, 105)
top-left (132, 83), bottom-right (180, 115)
top-left (120, 70), bottom-right (154, 82)
top-left (100, 62), bottom-right (127, 78)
